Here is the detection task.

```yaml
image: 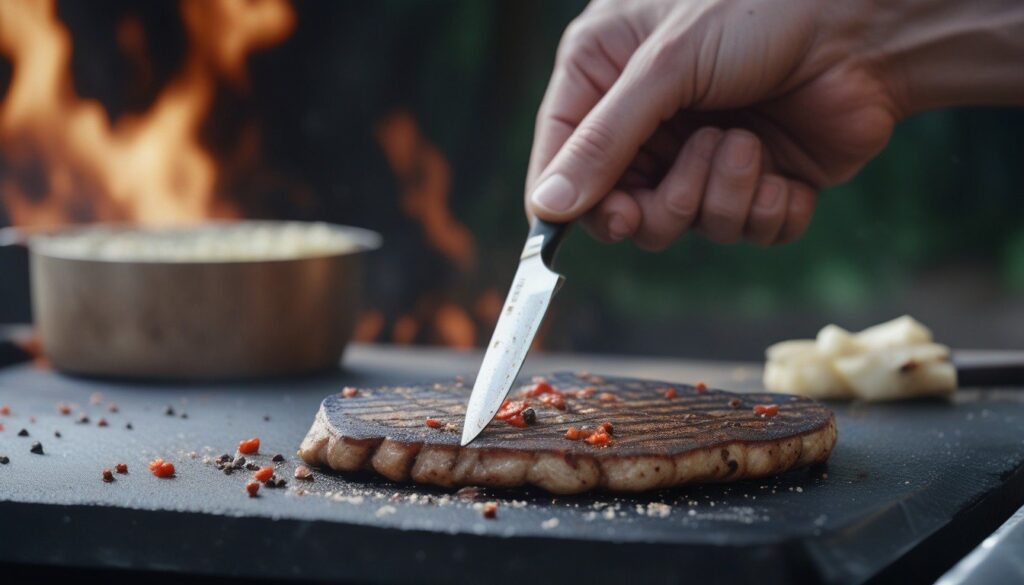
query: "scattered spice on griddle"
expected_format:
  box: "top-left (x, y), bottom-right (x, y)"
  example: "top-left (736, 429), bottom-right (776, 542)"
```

top-left (663, 387), bottom-right (677, 399)
top-left (521, 407), bottom-right (537, 425)
top-left (598, 392), bottom-right (618, 402)
top-left (564, 426), bottom-right (580, 440)
top-left (729, 398), bottom-right (742, 409)
top-left (294, 465), bottom-right (313, 481)
top-left (90, 392), bottom-right (103, 405)
top-left (0, 405), bottom-right (10, 415)
top-left (17, 428), bottom-right (28, 437)
top-left (218, 453), bottom-right (232, 463)
top-left (425, 418), bottom-right (444, 429)
top-left (455, 486), bottom-right (480, 499)
top-left (57, 403), bottom-right (72, 415)
top-left (238, 437), bottom-right (260, 455)
top-left (253, 466), bottom-right (274, 482)
top-left (223, 467), bottom-right (234, 475)
top-left (246, 481), bottom-right (260, 498)
top-left (584, 428), bottom-right (612, 447)
top-left (115, 463), bottom-right (128, 474)
top-left (165, 406), bottom-right (175, 416)
top-left (30, 441), bottom-right (44, 455)
top-left (695, 382), bottom-right (708, 393)
top-left (180, 413), bottom-right (188, 419)
top-left (246, 463), bottom-right (259, 471)
top-left (108, 403), bottom-right (119, 413)
top-left (575, 386), bottom-right (596, 399)
top-left (495, 400), bottom-right (530, 428)
top-left (148, 458), bottom-right (175, 478)
top-left (263, 415), bottom-right (270, 422)
top-left (125, 422), bottom-right (133, 430)
top-left (102, 468), bottom-right (114, 483)
top-left (97, 418), bottom-right (108, 427)
top-left (0, 455), bottom-right (8, 464)
top-left (54, 430), bottom-right (61, 438)
top-left (76, 414), bottom-right (89, 424)
top-left (482, 502), bottom-right (498, 519)
top-left (522, 382), bottom-right (567, 410)
top-left (341, 387), bottom-right (359, 398)
top-left (599, 421), bottom-right (614, 435)
top-left (274, 478), bottom-right (287, 488)
top-left (272, 454), bottom-right (285, 463)
top-left (753, 404), bottom-right (779, 417)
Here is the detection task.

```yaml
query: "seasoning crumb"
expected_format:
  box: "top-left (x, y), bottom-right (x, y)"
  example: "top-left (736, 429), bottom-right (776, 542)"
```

top-left (521, 408), bottom-right (537, 425)
top-left (17, 428), bottom-right (29, 437)
top-left (149, 459), bottom-right (175, 478)
top-left (97, 418), bottom-right (108, 427)
top-left (272, 454), bottom-right (285, 463)
top-left (76, 414), bottom-right (90, 424)
top-left (294, 465), bottom-right (314, 481)
top-left (180, 413), bottom-right (188, 419)
top-left (729, 398), bottom-right (742, 408)
top-left (246, 481), bottom-right (260, 498)
top-left (125, 422), bottom-right (133, 430)
top-left (90, 392), bottom-right (103, 405)
top-left (165, 406), bottom-right (175, 416)
top-left (695, 382), bottom-right (708, 393)
top-left (481, 501), bottom-right (498, 519)
top-left (341, 387), bottom-right (359, 398)
top-left (54, 431), bottom-right (61, 438)
top-left (29, 441), bottom-right (44, 455)
top-left (238, 437), bottom-right (260, 455)
top-left (541, 517), bottom-right (560, 530)
top-left (0, 405), bottom-right (10, 415)
top-left (425, 418), bottom-right (443, 429)
top-left (245, 463), bottom-right (259, 471)
top-left (115, 463), bottom-right (128, 474)
top-left (753, 404), bottom-right (780, 417)
top-left (108, 404), bottom-right (119, 413)
top-left (598, 392), bottom-right (618, 402)
top-left (57, 403), bottom-right (72, 415)
top-left (254, 466), bottom-right (274, 482)
top-left (234, 456), bottom-right (247, 468)
top-left (222, 467), bottom-right (234, 476)
top-left (262, 415), bottom-right (271, 422)
top-left (663, 387), bottom-right (677, 399)
top-left (102, 468), bottom-right (114, 483)
top-left (0, 455), bottom-right (8, 464)
top-left (29, 416), bottom-right (36, 423)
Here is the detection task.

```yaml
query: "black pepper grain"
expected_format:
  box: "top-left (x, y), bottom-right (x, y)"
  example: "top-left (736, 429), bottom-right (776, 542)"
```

top-left (54, 431), bottom-right (61, 438)
top-left (233, 456), bottom-right (246, 468)
top-left (165, 406), bottom-right (175, 416)
top-left (522, 408), bottom-right (537, 425)
top-left (263, 415), bottom-right (270, 422)
top-left (272, 454), bottom-right (284, 463)
top-left (17, 428), bottom-right (28, 437)
top-left (245, 463), bottom-right (259, 471)
top-left (77, 414), bottom-right (89, 424)
top-left (29, 442), bottom-right (43, 455)
top-left (218, 454), bottom-right (232, 463)
top-left (125, 422), bottom-right (133, 430)
top-left (0, 455), bottom-right (9, 464)
top-left (223, 466), bottom-right (234, 475)
top-left (180, 413), bottom-right (188, 419)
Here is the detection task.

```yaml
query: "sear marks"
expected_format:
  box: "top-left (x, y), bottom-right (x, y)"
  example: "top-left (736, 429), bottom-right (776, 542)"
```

top-left (298, 373), bottom-right (836, 495)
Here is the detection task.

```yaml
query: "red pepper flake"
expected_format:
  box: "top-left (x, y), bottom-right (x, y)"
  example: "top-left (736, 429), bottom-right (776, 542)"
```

top-left (663, 388), bottom-right (677, 399)
top-left (505, 414), bottom-right (528, 428)
top-left (102, 468), bottom-right (114, 483)
top-left (574, 386), bottom-right (596, 399)
top-left (148, 459), bottom-right (175, 478)
top-left (238, 437), bottom-right (260, 455)
top-left (495, 399), bottom-right (529, 421)
top-left (729, 398), bottom-right (742, 408)
top-left (695, 382), bottom-right (708, 393)
top-left (253, 466), bottom-right (274, 482)
top-left (294, 465), bottom-right (314, 480)
top-left (0, 423), bottom-right (4, 432)
top-left (564, 426), bottom-right (580, 440)
top-left (108, 403), bottom-right (119, 413)
top-left (425, 418), bottom-right (443, 429)
top-left (482, 501), bottom-right (498, 519)
top-left (599, 421), bottom-right (614, 435)
top-left (246, 481), bottom-right (260, 498)
top-left (522, 381), bottom-right (555, 398)
top-left (585, 428), bottom-right (612, 447)
top-left (57, 403), bottom-right (72, 415)
top-left (115, 463), bottom-right (128, 474)
top-left (97, 418), bottom-right (108, 427)
top-left (598, 392), bottom-right (618, 402)
top-left (341, 387), bottom-right (359, 398)
top-left (753, 404), bottom-right (780, 417)
top-left (0, 405), bottom-right (10, 416)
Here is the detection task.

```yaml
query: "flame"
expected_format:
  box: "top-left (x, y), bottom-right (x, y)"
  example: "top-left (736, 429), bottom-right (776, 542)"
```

top-left (0, 0), bottom-right (295, 227)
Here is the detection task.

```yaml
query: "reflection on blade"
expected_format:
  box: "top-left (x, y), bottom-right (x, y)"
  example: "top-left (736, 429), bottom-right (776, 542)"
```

top-left (461, 252), bottom-right (562, 446)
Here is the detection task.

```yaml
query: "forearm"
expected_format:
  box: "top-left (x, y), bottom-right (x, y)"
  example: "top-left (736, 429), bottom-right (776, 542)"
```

top-left (861, 0), bottom-right (1024, 115)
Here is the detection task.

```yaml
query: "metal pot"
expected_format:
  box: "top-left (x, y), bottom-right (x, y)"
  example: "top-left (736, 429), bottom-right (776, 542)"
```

top-left (19, 221), bottom-right (380, 380)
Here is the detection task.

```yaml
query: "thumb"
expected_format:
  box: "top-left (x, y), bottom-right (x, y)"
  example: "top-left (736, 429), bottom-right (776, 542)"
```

top-left (527, 39), bottom-right (686, 222)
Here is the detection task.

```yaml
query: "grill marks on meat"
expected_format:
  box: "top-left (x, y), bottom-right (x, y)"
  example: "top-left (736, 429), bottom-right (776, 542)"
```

top-left (298, 373), bottom-right (837, 494)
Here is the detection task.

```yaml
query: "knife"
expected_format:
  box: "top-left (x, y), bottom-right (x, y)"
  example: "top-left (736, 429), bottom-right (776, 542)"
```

top-left (461, 219), bottom-right (568, 446)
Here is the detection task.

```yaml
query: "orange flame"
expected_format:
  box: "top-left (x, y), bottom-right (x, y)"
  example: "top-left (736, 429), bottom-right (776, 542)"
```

top-left (0, 0), bottom-right (295, 227)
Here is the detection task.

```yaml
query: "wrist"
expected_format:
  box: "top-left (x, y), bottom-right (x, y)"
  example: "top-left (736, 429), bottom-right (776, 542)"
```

top-left (853, 0), bottom-right (1024, 116)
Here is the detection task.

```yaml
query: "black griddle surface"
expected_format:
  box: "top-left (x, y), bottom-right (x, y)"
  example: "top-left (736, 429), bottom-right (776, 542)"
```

top-left (1, 347), bottom-right (1023, 585)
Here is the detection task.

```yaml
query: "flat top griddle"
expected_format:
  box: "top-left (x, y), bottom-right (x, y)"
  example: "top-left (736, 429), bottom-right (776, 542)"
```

top-left (1, 345), bottom-right (1023, 585)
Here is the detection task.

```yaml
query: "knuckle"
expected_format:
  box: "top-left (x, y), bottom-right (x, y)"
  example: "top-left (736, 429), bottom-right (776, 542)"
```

top-left (565, 120), bottom-right (617, 168)
top-left (557, 18), bottom-right (599, 64)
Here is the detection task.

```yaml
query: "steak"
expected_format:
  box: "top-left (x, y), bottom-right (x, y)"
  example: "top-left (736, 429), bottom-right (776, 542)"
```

top-left (298, 373), bottom-right (837, 494)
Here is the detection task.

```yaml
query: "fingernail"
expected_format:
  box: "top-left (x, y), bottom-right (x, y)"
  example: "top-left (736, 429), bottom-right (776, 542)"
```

top-left (607, 214), bottom-right (630, 241)
top-left (725, 132), bottom-right (757, 169)
top-left (756, 180), bottom-right (783, 209)
top-left (530, 174), bottom-right (576, 213)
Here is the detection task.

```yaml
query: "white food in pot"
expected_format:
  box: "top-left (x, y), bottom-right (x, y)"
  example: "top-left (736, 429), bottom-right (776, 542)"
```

top-left (764, 315), bottom-right (957, 401)
top-left (33, 222), bottom-right (358, 262)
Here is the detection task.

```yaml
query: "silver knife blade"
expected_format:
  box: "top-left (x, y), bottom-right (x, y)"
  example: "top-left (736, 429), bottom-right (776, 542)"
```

top-left (460, 234), bottom-right (564, 446)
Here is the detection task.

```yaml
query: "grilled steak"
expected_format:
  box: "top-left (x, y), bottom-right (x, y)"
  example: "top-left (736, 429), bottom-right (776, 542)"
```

top-left (298, 373), bottom-right (837, 494)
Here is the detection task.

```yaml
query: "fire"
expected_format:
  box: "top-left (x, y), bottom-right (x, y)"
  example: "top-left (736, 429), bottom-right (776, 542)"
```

top-left (0, 0), bottom-right (294, 227)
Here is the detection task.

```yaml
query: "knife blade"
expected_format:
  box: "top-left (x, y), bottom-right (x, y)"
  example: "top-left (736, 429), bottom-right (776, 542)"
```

top-left (461, 219), bottom-right (567, 446)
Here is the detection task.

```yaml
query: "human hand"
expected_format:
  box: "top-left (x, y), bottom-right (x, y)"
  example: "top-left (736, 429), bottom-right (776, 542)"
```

top-left (525, 0), bottom-right (900, 247)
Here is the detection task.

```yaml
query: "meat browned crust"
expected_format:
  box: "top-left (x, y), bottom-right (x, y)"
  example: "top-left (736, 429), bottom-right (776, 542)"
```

top-left (298, 373), bottom-right (837, 494)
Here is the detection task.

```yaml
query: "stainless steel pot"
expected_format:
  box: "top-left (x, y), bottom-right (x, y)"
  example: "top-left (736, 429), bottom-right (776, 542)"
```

top-left (17, 221), bottom-right (380, 380)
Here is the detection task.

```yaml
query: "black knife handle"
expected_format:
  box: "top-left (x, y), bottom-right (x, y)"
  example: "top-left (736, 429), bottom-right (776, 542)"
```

top-left (528, 219), bottom-right (569, 268)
